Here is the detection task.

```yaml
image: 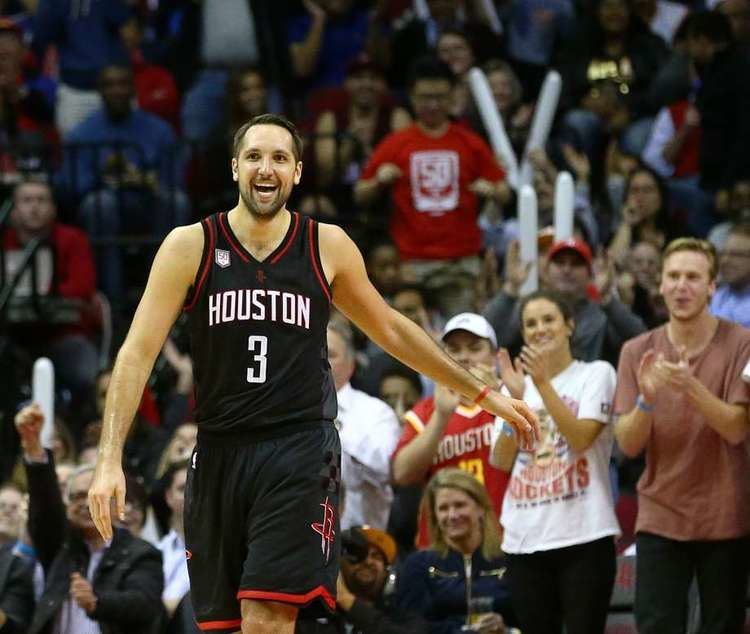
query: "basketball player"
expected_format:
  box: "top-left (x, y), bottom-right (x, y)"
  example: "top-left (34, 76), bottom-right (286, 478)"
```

top-left (88, 114), bottom-right (539, 634)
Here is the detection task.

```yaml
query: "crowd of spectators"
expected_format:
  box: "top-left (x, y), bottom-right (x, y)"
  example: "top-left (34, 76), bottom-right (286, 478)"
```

top-left (1, 0), bottom-right (749, 633)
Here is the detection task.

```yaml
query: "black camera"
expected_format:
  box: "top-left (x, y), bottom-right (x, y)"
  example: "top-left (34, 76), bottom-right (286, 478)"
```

top-left (340, 527), bottom-right (369, 564)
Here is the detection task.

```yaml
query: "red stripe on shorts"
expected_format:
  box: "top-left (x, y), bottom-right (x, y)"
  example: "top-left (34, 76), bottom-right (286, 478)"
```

top-left (237, 586), bottom-right (336, 610)
top-left (197, 618), bottom-right (242, 631)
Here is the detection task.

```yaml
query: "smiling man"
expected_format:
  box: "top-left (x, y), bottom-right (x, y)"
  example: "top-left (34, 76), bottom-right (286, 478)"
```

top-left (613, 237), bottom-right (750, 634)
top-left (86, 113), bottom-right (539, 634)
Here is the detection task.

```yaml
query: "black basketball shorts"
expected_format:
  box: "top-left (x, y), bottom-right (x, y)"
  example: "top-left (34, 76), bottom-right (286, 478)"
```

top-left (184, 422), bottom-right (341, 633)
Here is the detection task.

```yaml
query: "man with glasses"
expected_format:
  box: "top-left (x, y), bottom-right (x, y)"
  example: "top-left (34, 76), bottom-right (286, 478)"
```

top-left (355, 57), bottom-right (511, 316)
top-left (710, 222), bottom-right (750, 328)
top-left (14, 404), bottom-right (164, 634)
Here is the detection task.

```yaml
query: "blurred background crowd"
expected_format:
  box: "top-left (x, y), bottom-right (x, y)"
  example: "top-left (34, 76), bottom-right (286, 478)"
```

top-left (0, 0), bottom-right (749, 632)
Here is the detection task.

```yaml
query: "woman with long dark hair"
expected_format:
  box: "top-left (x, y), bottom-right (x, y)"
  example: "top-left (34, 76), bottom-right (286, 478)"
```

top-left (491, 289), bottom-right (619, 634)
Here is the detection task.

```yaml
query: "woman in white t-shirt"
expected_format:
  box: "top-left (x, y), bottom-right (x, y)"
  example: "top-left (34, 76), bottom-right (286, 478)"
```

top-left (490, 289), bottom-right (619, 634)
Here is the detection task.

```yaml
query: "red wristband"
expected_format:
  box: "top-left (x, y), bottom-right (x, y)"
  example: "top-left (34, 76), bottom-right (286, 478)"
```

top-left (473, 385), bottom-right (492, 405)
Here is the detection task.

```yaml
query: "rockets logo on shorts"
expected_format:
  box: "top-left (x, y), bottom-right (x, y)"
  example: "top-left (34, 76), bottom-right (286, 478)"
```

top-left (311, 496), bottom-right (335, 563)
top-left (215, 248), bottom-right (231, 268)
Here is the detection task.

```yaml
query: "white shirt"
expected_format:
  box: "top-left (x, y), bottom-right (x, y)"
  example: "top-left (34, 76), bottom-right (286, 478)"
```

top-left (157, 529), bottom-right (190, 602)
top-left (649, 0), bottom-right (688, 43)
top-left (492, 360), bottom-right (621, 553)
top-left (337, 383), bottom-right (401, 530)
top-left (642, 106), bottom-right (677, 178)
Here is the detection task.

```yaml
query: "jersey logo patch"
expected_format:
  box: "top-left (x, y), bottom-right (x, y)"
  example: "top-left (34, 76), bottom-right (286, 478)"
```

top-left (311, 496), bottom-right (336, 564)
top-left (215, 249), bottom-right (231, 268)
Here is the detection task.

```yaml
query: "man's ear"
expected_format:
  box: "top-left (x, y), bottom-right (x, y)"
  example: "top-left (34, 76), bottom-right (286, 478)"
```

top-left (231, 158), bottom-right (239, 182)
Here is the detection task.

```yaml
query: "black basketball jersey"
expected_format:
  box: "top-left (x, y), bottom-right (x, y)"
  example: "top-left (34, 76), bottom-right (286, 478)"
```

top-left (184, 211), bottom-right (337, 435)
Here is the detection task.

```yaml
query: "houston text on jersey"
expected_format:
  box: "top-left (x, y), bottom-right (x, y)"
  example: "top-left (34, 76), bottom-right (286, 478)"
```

top-left (208, 289), bottom-right (311, 329)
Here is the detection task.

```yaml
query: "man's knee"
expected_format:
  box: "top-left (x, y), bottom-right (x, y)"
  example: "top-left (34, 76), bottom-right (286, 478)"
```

top-left (240, 599), bottom-right (298, 634)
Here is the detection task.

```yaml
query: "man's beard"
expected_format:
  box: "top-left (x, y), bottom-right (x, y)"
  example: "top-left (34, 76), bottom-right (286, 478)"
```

top-left (239, 186), bottom-right (285, 219)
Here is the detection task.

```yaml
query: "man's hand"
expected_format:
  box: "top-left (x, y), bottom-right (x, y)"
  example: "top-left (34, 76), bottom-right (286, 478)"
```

top-left (474, 612), bottom-right (506, 634)
top-left (503, 240), bottom-right (532, 298)
top-left (469, 179), bottom-right (495, 198)
top-left (561, 143), bottom-right (590, 183)
top-left (480, 390), bottom-right (539, 449)
top-left (70, 572), bottom-right (98, 614)
top-left (14, 404), bottom-right (46, 461)
top-left (636, 349), bottom-right (668, 403)
top-left (88, 460), bottom-right (127, 542)
top-left (684, 105), bottom-right (700, 129)
top-left (302, 0), bottom-right (326, 20)
top-left (497, 348), bottom-right (525, 399)
top-left (376, 163), bottom-right (402, 186)
top-left (658, 345), bottom-right (695, 394)
top-left (519, 344), bottom-right (552, 387)
top-left (336, 572), bottom-right (356, 611)
top-left (435, 384), bottom-right (461, 418)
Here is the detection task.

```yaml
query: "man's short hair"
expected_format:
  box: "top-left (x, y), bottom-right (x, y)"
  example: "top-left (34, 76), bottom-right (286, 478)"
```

top-left (232, 113), bottom-right (304, 161)
top-left (64, 464), bottom-right (96, 503)
top-left (687, 10), bottom-right (734, 43)
top-left (662, 237), bottom-right (718, 280)
top-left (378, 360), bottom-right (423, 397)
top-left (407, 56), bottom-right (455, 90)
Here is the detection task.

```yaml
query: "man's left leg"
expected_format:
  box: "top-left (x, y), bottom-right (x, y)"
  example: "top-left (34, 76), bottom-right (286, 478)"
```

top-left (694, 535), bottom-right (750, 634)
top-left (241, 599), bottom-right (298, 634)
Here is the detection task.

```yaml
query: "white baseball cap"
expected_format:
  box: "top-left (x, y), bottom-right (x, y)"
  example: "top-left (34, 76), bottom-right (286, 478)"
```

top-left (441, 313), bottom-right (498, 348)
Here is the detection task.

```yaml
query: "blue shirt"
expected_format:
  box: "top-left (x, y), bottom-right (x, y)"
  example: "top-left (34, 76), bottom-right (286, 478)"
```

top-left (710, 283), bottom-right (750, 329)
top-left (62, 107), bottom-right (182, 197)
top-left (286, 8), bottom-right (371, 91)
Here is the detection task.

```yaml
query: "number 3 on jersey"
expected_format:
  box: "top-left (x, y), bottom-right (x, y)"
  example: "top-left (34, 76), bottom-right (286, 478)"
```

top-left (247, 335), bottom-right (268, 383)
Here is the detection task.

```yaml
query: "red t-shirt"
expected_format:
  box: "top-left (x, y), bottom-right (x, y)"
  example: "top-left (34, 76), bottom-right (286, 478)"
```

top-left (361, 123), bottom-right (505, 260)
top-left (3, 223), bottom-right (97, 338)
top-left (392, 396), bottom-right (510, 547)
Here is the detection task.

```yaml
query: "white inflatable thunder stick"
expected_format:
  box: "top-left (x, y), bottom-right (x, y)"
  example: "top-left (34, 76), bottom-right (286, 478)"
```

top-left (32, 357), bottom-right (55, 449)
top-left (468, 67), bottom-right (519, 188)
top-left (519, 185), bottom-right (539, 296)
top-left (478, 0), bottom-right (503, 34)
top-left (518, 71), bottom-right (562, 189)
top-left (554, 171), bottom-right (575, 241)
top-left (413, 0), bottom-right (429, 20)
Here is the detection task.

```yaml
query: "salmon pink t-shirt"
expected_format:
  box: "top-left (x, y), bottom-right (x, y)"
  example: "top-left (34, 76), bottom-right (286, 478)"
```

top-left (613, 320), bottom-right (750, 540)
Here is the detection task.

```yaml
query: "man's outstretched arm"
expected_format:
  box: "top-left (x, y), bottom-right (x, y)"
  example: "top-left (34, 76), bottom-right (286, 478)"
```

top-left (319, 224), bottom-right (539, 445)
top-left (88, 223), bottom-right (203, 541)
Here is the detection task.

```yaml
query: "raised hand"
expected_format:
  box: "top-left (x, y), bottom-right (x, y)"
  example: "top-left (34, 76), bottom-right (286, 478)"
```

top-left (14, 404), bottom-right (45, 460)
top-left (520, 344), bottom-right (551, 386)
top-left (658, 345), bottom-right (694, 393)
top-left (593, 246), bottom-right (615, 302)
top-left (435, 383), bottom-right (461, 417)
top-left (497, 347), bottom-right (525, 399)
top-left (636, 349), bottom-right (667, 403)
top-left (302, 0), bottom-right (326, 20)
top-left (376, 162), bottom-right (402, 186)
top-left (503, 240), bottom-right (532, 297)
top-left (474, 611), bottom-right (507, 634)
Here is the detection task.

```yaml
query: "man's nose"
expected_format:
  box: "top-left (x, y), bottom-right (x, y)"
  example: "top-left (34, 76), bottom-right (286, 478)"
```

top-left (258, 156), bottom-right (272, 174)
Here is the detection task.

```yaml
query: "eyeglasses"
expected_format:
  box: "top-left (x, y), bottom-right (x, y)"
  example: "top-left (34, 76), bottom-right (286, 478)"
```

top-left (67, 491), bottom-right (89, 504)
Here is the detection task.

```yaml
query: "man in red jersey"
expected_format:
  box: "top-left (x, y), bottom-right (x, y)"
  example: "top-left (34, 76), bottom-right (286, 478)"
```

top-left (355, 57), bottom-right (511, 315)
top-left (391, 313), bottom-right (508, 546)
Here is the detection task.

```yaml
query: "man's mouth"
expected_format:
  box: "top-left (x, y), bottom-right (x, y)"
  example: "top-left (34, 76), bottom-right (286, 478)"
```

top-left (253, 183), bottom-right (277, 197)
